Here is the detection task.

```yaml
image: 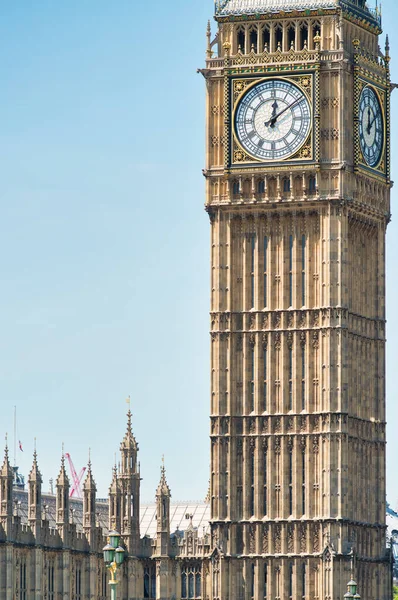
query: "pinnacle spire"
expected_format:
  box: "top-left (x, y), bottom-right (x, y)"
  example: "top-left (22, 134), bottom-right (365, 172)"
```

top-left (29, 440), bottom-right (42, 483)
top-left (57, 446), bottom-right (69, 487)
top-left (83, 452), bottom-right (96, 491)
top-left (120, 397), bottom-right (138, 452)
top-left (1, 434), bottom-right (12, 478)
top-left (156, 455), bottom-right (171, 497)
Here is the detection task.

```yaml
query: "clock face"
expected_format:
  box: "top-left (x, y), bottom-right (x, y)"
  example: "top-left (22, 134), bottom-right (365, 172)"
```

top-left (235, 78), bottom-right (311, 162)
top-left (359, 86), bottom-right (384, 168)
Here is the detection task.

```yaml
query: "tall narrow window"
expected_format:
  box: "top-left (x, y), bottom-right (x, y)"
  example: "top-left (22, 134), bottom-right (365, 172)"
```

top-left (250, 28), bottom-right (258, 52)
top-left (301, 344), bottom-right (306, 411)
top-left (302, 450), bottom-right (306, 515)
top-left (20, 560), bottom-right (27, 600)
top-left (301, 24), bottom-right (308, 49)
top-left (48, 562), bottom-right (55, 600)
top-left (289, 563), bottom-right (294, 599)
top-left (263, 346), bottom-right (268, 412)
top-left (263, 26), bottom-right (270, 51)
top-left (309, 175), bottom-right (316, 194)
top-left (284, 177), bottom-right (291, 193)
top-left (250, 346), bottom-right (255, 412)
top-left (189, 573), bottom-right (195, 599)
top-left (250, 450), bottom-right (255, 516)
top-left (302, 563), bottom-right (306, 598)
top-left (102, 569), bottom-right (107, 599)
top-left (263, 449), bottom-right (267, 516)
top-left (233, 180), bottom-right (240, 195)
top-left (264, 236), bottom-right (268, 308)
top-left (144, 566), bottom-right (156, 599)
top-left (237, 29), bottom-right (245, 51)
top-left (75, 566), bottom-right (82, 600)
top-left (181, 572), bottom-right (187, 599)
top-left (264, 563), bottom-right (268, 599)
top-left (288, 25), bottom-right (295, 49)
top-left (258, 179), bottom-right (265, 194)
top-left (251, 563), bottom-right (255, 599)
top-left (195, 572), bottom-right (202, 598)
top-left (289, 235), bottom-right (293, 306)
top-left (288, 346), bottom-right (293, 411)
top-left (251, 236), bottom-right (256, 308)
top-left (302, 235), bottom-right (306, 306)
top-left (289, 449), bottom-right (293, 516)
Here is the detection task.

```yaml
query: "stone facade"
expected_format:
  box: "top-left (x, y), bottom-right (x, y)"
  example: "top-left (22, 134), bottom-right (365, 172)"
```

top-left (0, 1), bottom-right (394, 599)
top-left (202, 0), bottom-right (393, 599)
top-left (0, 416), bottom-right (211, 600)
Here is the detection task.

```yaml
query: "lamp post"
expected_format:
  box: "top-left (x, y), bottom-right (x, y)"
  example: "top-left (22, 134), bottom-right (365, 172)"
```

top-left (344, 579), bottom-right (361, 600)
top-left (103, 530), bottom-right (125, 600)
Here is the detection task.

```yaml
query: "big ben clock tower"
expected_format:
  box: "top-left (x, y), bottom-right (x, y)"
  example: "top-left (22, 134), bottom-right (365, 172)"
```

top-left (201, 0), bottom-right (392, 599)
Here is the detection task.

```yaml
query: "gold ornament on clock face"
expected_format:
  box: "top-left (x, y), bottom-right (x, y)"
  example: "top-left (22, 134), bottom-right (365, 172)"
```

top-left (235, 79), bottom-right (311, 162)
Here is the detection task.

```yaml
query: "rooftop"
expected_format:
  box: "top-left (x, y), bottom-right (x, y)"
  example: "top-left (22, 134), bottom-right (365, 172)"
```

top-left (13, 489), bottom-right (210, 538)
top-left (215, 0), bottom-right (381, 28)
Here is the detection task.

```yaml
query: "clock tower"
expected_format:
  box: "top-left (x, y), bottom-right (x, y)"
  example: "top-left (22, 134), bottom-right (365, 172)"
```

top-left (201, 0), bottom-right (392, 598)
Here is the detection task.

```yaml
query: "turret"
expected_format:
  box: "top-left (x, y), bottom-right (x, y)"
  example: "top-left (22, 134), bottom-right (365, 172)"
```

top-left (56, 453), bottom-right (70, 535)
top-left (109, 462), bottom-right (121, 533)
top-left (155, 458), bottom-right (171, 556)
top-left (83, 454), bottom-right (97, 545)
top-left (28, 445), bottom-right (42, 539)
top-left (119, 407), bottom-right (140, 555)
top-left (0, 441), bottom-right (13, 537)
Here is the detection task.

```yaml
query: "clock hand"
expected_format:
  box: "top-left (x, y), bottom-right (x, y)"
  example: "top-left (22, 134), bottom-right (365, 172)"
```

top-left (367, 107), bottom-right (372, 135)
top-left (265, 97), bottom-right (302, 128)
top-left (264, 101), bottom-right (278, 128)
top-left (367, 113), bottom-right (379, 134)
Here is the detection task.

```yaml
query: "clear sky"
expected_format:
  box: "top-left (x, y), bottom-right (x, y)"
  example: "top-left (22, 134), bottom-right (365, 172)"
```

top-left (1, 0), bottom-right (398, 507)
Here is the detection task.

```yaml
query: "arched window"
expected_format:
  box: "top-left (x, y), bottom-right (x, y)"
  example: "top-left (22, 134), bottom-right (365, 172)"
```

top-left (275, 25), bottom-right (283, 50)
top-left (288, 25), bottom-right (295, 50)
top-left (289, 563), bottom-right (294, 599)
top-left (250, 450), bottom-right (255, 516)
top-left (300, 23), bottom-right (309, 49)
top-left (283, 177), bottom-right (291, 193)
top-left (263, 26), bottom-right (270, 51)
top-left (237, 28), bottom-right (245, 52)
top-left (182, 566), bottom-right (202, 599)
top-left (308, 176), bottom-right (316, 193)
top-left (249, 27), bottom-right (258, 52)
top-left (19, 558), bottom-right (27, 600)
top-left (144, 566), bottom-right (156, 599)
top-left (258, 179), bottom-right (265, 194)
top-left (233, 181), bottom-right (240, 195)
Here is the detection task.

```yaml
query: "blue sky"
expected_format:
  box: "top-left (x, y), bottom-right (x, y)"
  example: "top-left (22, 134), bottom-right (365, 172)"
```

top-left (1, 0), bottom-right (398, 507)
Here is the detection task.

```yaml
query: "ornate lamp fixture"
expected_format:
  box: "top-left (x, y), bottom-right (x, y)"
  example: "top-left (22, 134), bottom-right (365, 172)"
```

top-left (103, 530), bottom-right (125, 599)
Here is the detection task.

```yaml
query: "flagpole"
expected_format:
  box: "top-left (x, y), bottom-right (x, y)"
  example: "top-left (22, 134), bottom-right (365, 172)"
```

top-left (14, 406), bottom-right (16, 467)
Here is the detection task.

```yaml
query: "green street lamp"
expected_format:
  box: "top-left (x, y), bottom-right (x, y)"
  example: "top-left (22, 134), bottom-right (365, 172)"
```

top-left (344, 579), bottom-right (360, 600)
top-left (103, 531), bottom-right (125, 600)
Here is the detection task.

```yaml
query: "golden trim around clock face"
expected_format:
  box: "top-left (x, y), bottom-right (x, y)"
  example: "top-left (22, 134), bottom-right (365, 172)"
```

top-left (358, 84), bottom-right (385, 169)
top-left (232, 76), bottom-right (313, 164)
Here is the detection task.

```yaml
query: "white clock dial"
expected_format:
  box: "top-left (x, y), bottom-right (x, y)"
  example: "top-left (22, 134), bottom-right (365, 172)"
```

top-left (235, 79), bottom-right (311, 162)
top-left (359, 86), bottom-right (384, 168)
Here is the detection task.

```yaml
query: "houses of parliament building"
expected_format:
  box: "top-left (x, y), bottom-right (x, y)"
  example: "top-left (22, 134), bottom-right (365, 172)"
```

top-left (0, 0), bottom-right (394, 598)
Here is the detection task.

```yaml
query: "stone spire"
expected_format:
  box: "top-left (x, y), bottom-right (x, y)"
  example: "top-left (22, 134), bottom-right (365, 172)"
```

top-left (119, 401), bottom-right (141, 556)
top-left (28, 442), bottom-right (42, 537)
top-left (83, 452), bottom-right (97, 543)
top-left (156, 456), bottom-right (171, 498)
top-left (56, 451), bottom-right (70, 528)
top-left (109, 459), bottom-right (121, 533)
top-left (0, 438), bottom-right (13, 536)
top-left (155, 457), bottom-right (171, 557)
